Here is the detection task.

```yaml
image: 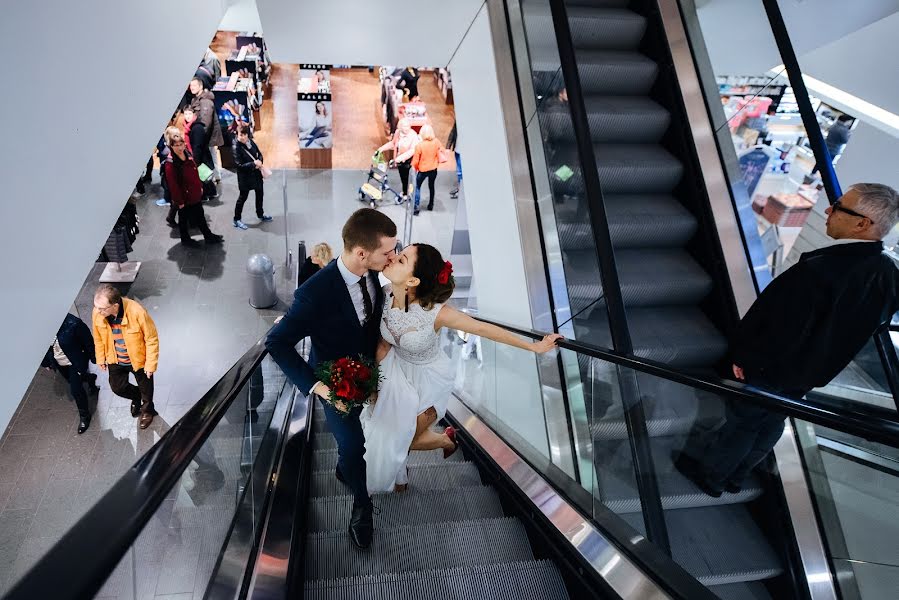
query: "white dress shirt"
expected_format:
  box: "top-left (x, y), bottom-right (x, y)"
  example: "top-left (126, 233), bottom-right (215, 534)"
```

top-left (337, 255), bottom-right (377, 325)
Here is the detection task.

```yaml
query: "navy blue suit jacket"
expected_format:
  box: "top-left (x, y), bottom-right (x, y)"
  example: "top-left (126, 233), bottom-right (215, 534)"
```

top-left (42, 314), bottom-right (95, 375)
top-left (265, 260), bottom-right (384, 393)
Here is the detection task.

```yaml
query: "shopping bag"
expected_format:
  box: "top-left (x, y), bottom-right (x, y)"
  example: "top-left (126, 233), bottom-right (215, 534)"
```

top-left (197, 163), bottom-right (214, 182)
top-left (438, 148), bottom-right (450, 164)
top-left (261, 166), bottom-right (273, 178)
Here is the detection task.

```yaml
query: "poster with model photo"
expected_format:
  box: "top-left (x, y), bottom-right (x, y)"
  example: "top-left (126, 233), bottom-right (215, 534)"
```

top-left (297, 64), bottom-right (333, 149)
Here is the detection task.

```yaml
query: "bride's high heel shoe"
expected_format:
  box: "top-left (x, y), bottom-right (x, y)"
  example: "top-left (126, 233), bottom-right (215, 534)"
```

top-left (443, 426), bottom-right (458, 459)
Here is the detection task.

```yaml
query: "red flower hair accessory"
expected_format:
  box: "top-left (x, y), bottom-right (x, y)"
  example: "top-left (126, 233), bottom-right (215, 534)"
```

top-left (437, 261), bottom-right (453, 285)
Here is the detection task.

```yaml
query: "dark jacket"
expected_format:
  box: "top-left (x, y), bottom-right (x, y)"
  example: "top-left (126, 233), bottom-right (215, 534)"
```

top-left (42, 314), bottom-right (95, 375)
top-left (190, 89), bottom-right (224, 148)
top-left (186, 120), bottom-right (211, 167)
top-left (163, 152), bottom-right (204, 208)
top-left (731, 241), bottom-right (899, 391)
top-left (233, 139), bottom-right (264, 190)
top-left (266, 261), bottom-right (384, 393)
top-left (297, 257), bottom-right (321, 287)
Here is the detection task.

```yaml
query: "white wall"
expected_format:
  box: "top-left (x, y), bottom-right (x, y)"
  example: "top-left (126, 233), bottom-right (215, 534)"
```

top-left (835, 121), bottom-right (899, 192)
top-left (697, 0), bottom-right (899, 76)
top-left (0, 1), bottom-right (225, 434)
top-left (219, 0), bottom-right (263, 33)
top-left (799, 12), bottom-right (899, 116)
top-left (257, 0), bottom-right (483, 66)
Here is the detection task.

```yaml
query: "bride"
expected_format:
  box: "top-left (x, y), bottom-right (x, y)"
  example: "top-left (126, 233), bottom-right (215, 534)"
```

top-left (361, 243), bottom-right (562, 494)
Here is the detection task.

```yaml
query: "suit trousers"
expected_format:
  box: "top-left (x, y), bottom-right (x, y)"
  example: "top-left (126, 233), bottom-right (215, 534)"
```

top-left (56, 365), bottom-right (92, 418)
top-left (108, 364), bottom-right (155, 414)
top-left (318, 396), bottom-right (371, 507)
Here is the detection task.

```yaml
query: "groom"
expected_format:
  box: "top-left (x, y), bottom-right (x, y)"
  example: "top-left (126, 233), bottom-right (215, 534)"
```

top-left (266, 208), bottom-right (397, 548)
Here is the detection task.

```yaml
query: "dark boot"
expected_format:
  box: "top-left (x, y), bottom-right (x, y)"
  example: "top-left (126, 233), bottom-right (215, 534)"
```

top-left (78, 413), bottom-right (91, 434)
top-left (349, 501), bottom-right (373, 549)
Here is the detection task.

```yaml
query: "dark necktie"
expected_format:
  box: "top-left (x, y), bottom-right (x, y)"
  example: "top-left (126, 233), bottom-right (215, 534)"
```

top-left (358, 276), bottom-right (373, 323)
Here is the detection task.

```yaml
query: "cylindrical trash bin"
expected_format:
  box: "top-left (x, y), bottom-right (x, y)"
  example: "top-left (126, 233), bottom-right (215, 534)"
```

top-left (247, 254), bottom-right (277, 309)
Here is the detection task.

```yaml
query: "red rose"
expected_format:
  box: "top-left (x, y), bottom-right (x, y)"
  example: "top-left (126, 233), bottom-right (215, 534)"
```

top-left (437, 260), bottom-right (453, 285)
top-left (336, 379), bottom-right (353, 399)
top-left (356, 365), bottom-right (371, 381)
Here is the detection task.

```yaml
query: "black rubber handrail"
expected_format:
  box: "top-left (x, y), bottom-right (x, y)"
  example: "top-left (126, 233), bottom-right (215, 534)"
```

top-left (3, 340), bottom-right (269, 600)
top-left (472, 314), bottom-right (899, 447)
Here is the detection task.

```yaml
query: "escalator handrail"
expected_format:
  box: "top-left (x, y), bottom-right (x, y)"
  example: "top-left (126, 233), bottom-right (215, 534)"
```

top-left (470, 314), bottom-right (899, 446)
top-left (2, 340), bottom-right (270, 600)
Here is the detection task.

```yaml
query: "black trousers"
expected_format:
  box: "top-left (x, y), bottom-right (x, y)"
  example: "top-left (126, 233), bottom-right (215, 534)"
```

top-left (698, 385), bottom-right (806, 488)
top-left (319, 397), bottom-right (371, 507)
top-left (55, 366), bottom-right (92, 418)
top-left (108, 364), bottom-right (155, 413)
top-left (397, 161), bottom-right (411, 196)
top-left (178, 204), bottom-right (215, 242)
top-left (235, 186), bottom-right (264, 221)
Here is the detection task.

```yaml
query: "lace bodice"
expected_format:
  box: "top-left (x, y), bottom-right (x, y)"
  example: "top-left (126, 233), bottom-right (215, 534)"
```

top-left (380, 295), bottom-right (443, 365)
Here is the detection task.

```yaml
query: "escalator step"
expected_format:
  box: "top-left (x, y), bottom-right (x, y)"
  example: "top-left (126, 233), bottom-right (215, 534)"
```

top-left (310, 462), bottom-right (482, 498)
top-left (313, 448), bottom-right (464, 473)
top-left (556, 195), bottom-right (698, 250)
top-left (532, 50), bottom-right (658, 96)
top-left (708, 581), bottom-right (774, 600)
top-left (304, 560), bottom-right (570, 600)
top-left (621, 505), bottom-right (782, 585)
top-left (562, 248), bottom-right (713, 307)
top-left (307, 486), bottom-right (504, 532)
top-left (305, 518), bottom-right (533, 580)
top-left (314, 434), bottom-right (338, 451)
top-left (543, 96), bottom-right (670, 143)
top-left (595, 144), bottom-right (684, 194)
top-left (592, 437), bottom-right (764, 513)
top-left (522, 5), bottom-right (646, 53)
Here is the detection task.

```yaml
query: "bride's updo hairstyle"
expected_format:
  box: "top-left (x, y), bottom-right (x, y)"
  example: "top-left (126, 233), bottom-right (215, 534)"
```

top-left (411, 243), bottom-right (455, 310)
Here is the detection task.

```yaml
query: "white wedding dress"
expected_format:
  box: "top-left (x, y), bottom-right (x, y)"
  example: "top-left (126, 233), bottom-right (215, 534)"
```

top-left (360, 293), bottom-right (453, 494)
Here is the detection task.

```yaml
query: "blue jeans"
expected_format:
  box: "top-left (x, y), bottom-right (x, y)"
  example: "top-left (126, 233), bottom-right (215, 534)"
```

top-left (455, 151), bottom-right (462, 184)
top-left (319, 396), bottom-right (371, 507)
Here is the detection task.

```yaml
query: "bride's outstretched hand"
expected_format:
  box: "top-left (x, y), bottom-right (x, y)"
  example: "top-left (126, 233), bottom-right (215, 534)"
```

top-left (532, 333), bottom-right (564, 354)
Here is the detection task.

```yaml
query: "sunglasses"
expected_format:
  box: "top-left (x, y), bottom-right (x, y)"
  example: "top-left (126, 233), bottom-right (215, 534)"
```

top-left (832, 200), bottom-right (873, 223)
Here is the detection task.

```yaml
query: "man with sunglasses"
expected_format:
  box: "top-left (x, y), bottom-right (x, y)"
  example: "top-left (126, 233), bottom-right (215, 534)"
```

top-left (678, 183), bottom-right (899, 497)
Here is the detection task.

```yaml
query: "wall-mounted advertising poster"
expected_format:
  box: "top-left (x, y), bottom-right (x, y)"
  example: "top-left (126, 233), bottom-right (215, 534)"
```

top-left (297, 64), bottom-right (332, 150)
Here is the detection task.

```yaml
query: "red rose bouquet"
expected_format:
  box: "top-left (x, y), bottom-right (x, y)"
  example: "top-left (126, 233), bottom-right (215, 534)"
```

top-left (314, 356), bottom-right (380, 415)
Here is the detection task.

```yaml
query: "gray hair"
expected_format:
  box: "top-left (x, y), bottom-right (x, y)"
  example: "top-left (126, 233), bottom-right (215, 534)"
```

top-left (850, 183), bottom-right (899, 238)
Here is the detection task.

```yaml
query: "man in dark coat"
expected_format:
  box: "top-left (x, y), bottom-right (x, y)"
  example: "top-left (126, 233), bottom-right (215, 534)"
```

top-left (677, 182), bottom-right (899, 497)
top-left (42, 314), bottom-right (98, 434)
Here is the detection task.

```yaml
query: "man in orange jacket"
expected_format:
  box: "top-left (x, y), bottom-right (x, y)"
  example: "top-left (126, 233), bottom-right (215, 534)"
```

top-left (92, 284), bottom-right (160, 429)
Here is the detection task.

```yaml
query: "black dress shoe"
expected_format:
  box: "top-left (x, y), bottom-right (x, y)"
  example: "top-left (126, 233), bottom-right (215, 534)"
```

top-left (78, 415), bottom-right (91, 434)
top-left (724, 481), bottom-right (742, 494)
top-left (349, 501), bottom-right (373, 549)
top-left (181, 239), bottom-right (202, 248)
top-left (205, 235), bottom-right (224, 245)
top-left (673, 452), bottom-right (723, 498)
top-left (130, 402), bottom-right (141, 418)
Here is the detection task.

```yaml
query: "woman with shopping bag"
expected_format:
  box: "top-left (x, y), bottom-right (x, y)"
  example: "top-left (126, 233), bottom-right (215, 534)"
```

top-left (232, 123), bottom-right (273, 229)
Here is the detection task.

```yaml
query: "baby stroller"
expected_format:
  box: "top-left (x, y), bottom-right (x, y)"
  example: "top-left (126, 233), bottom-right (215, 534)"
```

top-left (359, 152), bottom-right (407, 208)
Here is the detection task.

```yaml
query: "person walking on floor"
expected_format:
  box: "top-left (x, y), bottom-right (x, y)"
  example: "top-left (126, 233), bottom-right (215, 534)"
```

top-left (232, 123), bottom-right (272, 229)
top-left (162, 127), bottom-right (224, 248)
top-left (675, 183), bottom-right (899, 497)
top-left (266, 208), bottom-right (398, 549)
top-left (377, 118), bottom-right (419, 200)
top-left (411, 125), bottom-right (444, 216)
top-left (446, 121), bottom-right (462, 199)
top-left (92, 285), bottom-right (160, 430)
top-left (188, 76), bottom-right (224, 196)
top-left (42, 313), bottom-right (99, 434)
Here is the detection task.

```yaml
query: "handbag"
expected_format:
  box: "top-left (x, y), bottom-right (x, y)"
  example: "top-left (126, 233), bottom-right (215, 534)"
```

top-left (438, 148), bottom-right (450, 164)
top-left (197, 163), bottom-right (214, 182)
top-left (261, 165), bottom-right (273, 178)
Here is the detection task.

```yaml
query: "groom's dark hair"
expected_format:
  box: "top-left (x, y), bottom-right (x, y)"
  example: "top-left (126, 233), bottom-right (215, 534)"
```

top-left (342, 208), bottom-right (397, 251)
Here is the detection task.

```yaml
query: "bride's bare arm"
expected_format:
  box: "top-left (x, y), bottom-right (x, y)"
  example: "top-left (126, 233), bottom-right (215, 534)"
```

top-left (435, 306), bottom-right (562, 353)
top-left (376, 337), bottom-right (392, 363)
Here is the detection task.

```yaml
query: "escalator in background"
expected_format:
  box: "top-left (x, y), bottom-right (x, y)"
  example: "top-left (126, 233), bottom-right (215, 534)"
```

top-left (511, 0), bottom-right (786, 596)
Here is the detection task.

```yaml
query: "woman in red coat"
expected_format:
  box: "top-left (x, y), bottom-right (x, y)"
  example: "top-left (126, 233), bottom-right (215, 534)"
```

top-left (163, 127), bottom-right (224, 248)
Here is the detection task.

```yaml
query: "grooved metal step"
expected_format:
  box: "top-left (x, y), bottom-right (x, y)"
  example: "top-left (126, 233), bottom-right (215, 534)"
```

top-left (592, 437), bottom-right (764, 513)
top-left (309, 462), bottom-right (482, 498)
top-left (307, 486), bottom-right (504, 532)
top-left (313, 448), bottom-right (464, 473)
top-left (543, 96), bottom-right (670, 143)
top-left (533, 50), bottom-right (658, 96)
top-left (563, 248), bottom-right (714, 307)
top-left (556, 195), bottom-right (698, 250)
top-left (622, 505), bottom-right (783, 585)
top-left (305, 518), bottom-right (533, 580)
top-left (304, 560), bottom-right (570, 600)
top-left (523, 5), bottom-right (647, 52)
top-left (709, 581), bottom-right (775, 600)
